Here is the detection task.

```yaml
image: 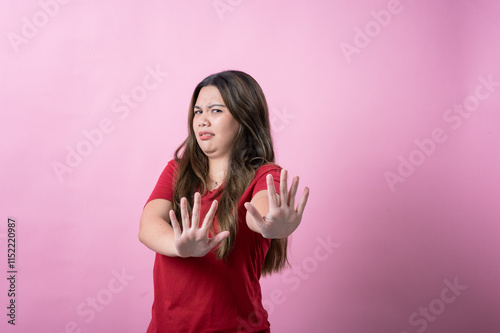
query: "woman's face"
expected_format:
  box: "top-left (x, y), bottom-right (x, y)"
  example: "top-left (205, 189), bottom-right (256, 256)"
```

top-left (192, 85), bottom-right (240, 160)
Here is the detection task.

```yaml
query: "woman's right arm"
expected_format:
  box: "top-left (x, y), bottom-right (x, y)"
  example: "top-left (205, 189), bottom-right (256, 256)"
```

top-left (138, 199), bottom-right (180, 257)
top-left (138, 194), bottom-right (230, 257)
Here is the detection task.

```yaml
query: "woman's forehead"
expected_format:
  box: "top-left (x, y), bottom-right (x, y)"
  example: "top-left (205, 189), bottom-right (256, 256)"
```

top-left (195, 86), bottom-right (225, 107)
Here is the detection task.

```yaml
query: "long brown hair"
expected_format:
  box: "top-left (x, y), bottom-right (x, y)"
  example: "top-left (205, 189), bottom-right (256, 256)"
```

top-left (171, 70), bottom-right (287, 275)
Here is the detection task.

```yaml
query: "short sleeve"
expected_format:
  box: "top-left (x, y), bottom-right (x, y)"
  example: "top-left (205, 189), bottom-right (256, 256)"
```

top-left (146, 159), bottom-right (178, 205)
top-left (251, 164), bottom-right (282, 197)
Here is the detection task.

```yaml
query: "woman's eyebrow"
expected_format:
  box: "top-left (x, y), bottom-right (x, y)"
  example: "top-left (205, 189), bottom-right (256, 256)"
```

top-left (194, 104), bottom-right (226, 109)
top-left (208, 104), bottom-right (226, 108)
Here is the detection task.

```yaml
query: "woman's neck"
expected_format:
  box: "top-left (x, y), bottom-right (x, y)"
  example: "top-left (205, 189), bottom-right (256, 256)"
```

top-left (208, 157), bottom-right (228, 185)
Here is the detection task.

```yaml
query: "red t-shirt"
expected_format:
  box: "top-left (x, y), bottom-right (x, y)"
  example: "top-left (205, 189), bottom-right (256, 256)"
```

top-left (145, 159), bottom-right (282, 333)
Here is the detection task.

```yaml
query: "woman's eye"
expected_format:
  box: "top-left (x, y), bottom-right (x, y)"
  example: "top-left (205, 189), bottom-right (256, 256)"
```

top-left (212, 109), bottom-right (222, 113)
top-left (194, 110), bottom-right (202, 114)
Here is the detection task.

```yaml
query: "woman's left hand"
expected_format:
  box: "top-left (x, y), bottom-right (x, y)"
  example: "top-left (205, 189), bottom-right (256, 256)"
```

top-left (244, 169), bottom-right (310, 239)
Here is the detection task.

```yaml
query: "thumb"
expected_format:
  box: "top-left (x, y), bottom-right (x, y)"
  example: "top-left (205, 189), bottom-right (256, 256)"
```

top-left (244, 202), bottom-right (265, 228)
top-left (208, 230), bottom-right (230, 248)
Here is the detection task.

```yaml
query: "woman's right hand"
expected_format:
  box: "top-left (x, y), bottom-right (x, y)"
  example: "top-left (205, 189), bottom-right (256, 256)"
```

top-left (169, 192), bottom-right (229, 258)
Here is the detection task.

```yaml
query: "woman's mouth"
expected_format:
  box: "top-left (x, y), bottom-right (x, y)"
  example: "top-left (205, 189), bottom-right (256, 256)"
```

top-left (199, 131), bottom-right (214, 140)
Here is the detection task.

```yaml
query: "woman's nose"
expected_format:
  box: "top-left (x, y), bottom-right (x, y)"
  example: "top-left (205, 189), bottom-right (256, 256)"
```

top-left (198, 114), bottom-right (209, 127)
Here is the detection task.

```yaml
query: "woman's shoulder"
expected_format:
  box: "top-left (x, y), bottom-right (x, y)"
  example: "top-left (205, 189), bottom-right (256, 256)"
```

top-left (255, 162), bottom-right (281, 172)
top-left (253, 162), bottom-right (282, 179)
top-left (166, 158), bottom-right (179, 170)
top-left (245, 162), bottom-right (282, 197)
top-left (156, 158), bottom-right (179, 179)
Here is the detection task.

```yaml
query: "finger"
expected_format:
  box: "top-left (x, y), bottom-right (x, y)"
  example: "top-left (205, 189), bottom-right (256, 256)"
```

top-left (191, 192), bottom-right (201, 229)
top-left (180, 197), bottom-right (190, 230)
top-left (244, 202), bottom-right (266, 229)
top-left (266, 174), bottom-right (279, 208)
top-left (280, 169), bottom-right (288, 207)
top-left (170, 210), bottom-right (181, 239)
top-left (207, 230), bottom-right (230, 249)
top-left (201, 199), bottom-right (218, 230)
top-left (296, 186), bottom-right (310, 216)
top-left (288, 176), bottom-right (299, 208)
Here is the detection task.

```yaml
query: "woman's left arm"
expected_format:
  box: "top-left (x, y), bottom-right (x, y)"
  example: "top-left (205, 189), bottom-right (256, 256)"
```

top-left (245, 169), bottom-right (310, 239)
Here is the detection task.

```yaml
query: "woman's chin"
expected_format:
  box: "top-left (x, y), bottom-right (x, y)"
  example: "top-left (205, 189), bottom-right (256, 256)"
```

top-left (201, 148), bottom-right (217, 157)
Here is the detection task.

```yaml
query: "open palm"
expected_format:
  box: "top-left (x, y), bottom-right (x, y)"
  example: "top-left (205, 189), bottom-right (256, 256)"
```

top-left (245, 169), bottom-right (310, 239)
top-left (170, 192), bottom-right (229, 257)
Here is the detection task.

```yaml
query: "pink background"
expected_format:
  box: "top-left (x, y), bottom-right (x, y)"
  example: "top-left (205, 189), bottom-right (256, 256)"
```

top-left (1, 0), bottom-right (500, 332)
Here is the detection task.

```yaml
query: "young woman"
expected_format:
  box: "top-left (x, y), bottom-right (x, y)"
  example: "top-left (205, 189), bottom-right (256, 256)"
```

top-left (139, 70), bottom-right (310, 332)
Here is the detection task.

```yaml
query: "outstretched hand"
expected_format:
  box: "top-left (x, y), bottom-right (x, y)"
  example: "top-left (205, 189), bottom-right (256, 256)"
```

top-left (245, 169), bottom-right (310, 239)
top-left (170, 192), bottom-right (229, 258)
